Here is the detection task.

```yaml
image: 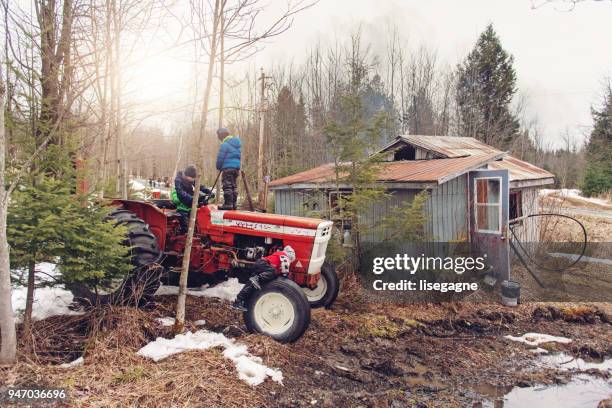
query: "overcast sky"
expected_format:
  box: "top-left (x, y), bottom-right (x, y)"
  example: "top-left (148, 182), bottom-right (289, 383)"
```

top-left (128, 0), bottom-right (612, 148)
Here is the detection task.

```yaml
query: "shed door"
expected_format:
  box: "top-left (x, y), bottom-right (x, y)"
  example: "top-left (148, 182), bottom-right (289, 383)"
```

top-left (468, 169), bottom-right (510, 281)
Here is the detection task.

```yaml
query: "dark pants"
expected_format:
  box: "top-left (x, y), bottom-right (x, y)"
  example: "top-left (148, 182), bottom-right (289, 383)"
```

top-left (221, 169), bottom-right (240, 209)
top-left (236, 259), bottom-right (277, 302)
top-left (178, 210), bottom-right (190, 233)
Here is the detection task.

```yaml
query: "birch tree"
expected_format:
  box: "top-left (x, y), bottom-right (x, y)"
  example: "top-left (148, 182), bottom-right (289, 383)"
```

top-left (0, 64), bottom-right (16, 365)
top-left (174, 0), bottom-right (222, 333)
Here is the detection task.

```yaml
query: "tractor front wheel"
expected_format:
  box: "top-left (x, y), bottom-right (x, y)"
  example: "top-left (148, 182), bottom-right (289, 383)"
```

top-left (302, 263), bottom-right (339, 309)
top-left (243, 278), bottom-right (311, 343)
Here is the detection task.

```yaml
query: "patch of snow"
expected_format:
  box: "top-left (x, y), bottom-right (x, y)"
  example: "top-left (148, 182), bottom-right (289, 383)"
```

top-left (194, 320), bottom-right (206, 326)
top-left (540, 188), bottom-right (610, 206)
top-left (60, 356), bottom-right (84, 368)
top-left (13, 262), bottom-right (61, 284)
top-left (156, 317), bottom-right (175, 327)
top-left (130, 179), bottom-right (146, 191)
top-left (154, 278), bottom-right (244, 302)
top-left (37, 262), bottom-right (59, 275)
top-left (505, 332), bottom-right (572, 347)
top-left (197, 279), bottom-right (244, 301)
top-left (529, 348), bottom-right (549, 354)
top-left (222, 343), bottom-right (283, 386)
top-left (153, 285), bottom-right (179, 296)
top-left (11, 285), bottom-right (82, 321)
top-left (137, 329), bottom-right (282, 386)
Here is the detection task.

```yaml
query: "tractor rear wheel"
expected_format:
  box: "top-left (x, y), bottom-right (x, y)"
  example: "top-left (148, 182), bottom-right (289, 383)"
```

top-left (67, 208), bottom-right (163, 305)
top-left (302, 263), bottom-right (339, 309)
top-left (243, 278), bottom-right (311, 343)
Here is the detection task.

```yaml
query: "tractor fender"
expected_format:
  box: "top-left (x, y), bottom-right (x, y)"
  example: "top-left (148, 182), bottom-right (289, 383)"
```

top-left (111, 199), bottom-right (168, 250)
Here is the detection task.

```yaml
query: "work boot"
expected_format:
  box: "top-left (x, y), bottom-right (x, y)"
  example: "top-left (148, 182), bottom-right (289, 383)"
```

top-left (230, 299), bottom-right (248, 311)
top-left (219, 197), bottom-right (233, 210)
top-left (232, 192), bottom-right (238, 210)
top-left (249, 276), bottom-right (261, 290)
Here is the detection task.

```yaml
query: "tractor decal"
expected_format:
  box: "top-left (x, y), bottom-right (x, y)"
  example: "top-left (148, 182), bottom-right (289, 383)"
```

top-left (211, 213), bottom-right (318, 237)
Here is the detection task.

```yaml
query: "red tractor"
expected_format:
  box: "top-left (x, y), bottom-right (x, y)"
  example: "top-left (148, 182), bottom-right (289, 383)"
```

top-left (68, 195), bottom-right (339, 342)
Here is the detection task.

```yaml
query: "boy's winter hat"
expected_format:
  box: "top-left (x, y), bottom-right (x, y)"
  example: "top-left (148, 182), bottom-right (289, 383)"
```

top-left (283, 245), bottom-right (296, 262)
top-left (217, 128), bottom-right (230, 137)
top-left (184, 165), bottom-right (197, 178)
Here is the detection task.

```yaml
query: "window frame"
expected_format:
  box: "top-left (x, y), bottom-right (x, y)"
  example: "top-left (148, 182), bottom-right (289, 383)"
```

top-left (473, 176), bottom-right (503, 234)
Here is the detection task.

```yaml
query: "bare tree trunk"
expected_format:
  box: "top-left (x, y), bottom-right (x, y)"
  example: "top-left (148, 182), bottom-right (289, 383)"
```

top-left (256, 68), bottom-right (266, 208)
top-left (110, 0), bottom-right (126, 198)
top-left (0, 69), bottom-right (17, 365)
top-left (216, 6), bottom-right (225, 203)
top-left (21, 261), bottom-right (35, 342)
top-left (218, 10), bottom-right (225, 129)
top-left (100, 0), bottom-right (113, 196)
top-left (175, 0), bottom-right (221, 333)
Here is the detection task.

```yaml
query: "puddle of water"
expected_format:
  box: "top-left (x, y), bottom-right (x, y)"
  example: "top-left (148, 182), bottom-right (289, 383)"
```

top-left (488, 374), bottom-right (612, 408)
top-left (470, 383), bottom-right (513, 399)
top-left (536, 353), bottom-right (612, 372)
top-left (476, 355), bottom-right (611, 407)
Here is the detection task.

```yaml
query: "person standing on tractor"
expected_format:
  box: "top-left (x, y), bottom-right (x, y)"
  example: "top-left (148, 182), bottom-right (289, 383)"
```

top-left (171, 165), bottom-right (214, 232)
top-left (231, 246), bottom-right (296, 311)
top-left (216, 127), bottom-right (241, 210)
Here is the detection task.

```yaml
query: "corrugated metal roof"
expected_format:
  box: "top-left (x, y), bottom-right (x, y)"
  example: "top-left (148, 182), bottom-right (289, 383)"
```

top-left (379, 135), bottom-right (503, 158)
top-left (269, 153), bottom-right (503, 187)
top-left (488, 155), bottom-right (555, 182)
top-left (270, 136), bottom-right (554, 188)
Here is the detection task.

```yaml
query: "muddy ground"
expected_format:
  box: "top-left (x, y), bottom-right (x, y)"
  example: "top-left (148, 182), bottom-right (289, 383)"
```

top-left (1, 290), bottom-right (610, 408)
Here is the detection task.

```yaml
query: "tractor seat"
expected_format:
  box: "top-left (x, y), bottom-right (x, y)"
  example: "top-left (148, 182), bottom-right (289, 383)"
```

top-left (153, 199), bottom-right (176, 210)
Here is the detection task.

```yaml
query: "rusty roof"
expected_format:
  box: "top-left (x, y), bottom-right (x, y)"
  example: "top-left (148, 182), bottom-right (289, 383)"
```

top-left (379, 135), bottom-right (503, 158)
top-left (271, 135), bottom-right (554, 188)
top-left (270, 153), bottom-right (504, 187)
top-left (488, 155), bottom-right (555, 183)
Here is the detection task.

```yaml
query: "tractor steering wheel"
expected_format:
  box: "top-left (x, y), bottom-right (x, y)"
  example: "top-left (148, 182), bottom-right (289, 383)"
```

top-left (198, 191), bottom-right (215, 206)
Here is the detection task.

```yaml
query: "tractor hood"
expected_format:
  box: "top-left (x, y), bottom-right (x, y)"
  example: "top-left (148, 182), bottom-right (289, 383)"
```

top-left (207, 207), bottom-right (326, 235)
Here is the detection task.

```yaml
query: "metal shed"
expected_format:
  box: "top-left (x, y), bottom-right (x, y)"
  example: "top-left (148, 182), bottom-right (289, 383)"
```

top-left (270, 136), bottom-right (555, 245)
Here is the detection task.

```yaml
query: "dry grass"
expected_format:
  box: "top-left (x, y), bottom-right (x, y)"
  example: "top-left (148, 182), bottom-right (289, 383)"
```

top-left (0, 305), bottom-right (282, 408)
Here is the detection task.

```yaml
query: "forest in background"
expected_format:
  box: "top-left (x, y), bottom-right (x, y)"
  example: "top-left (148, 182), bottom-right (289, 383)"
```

top-left (1, 0), bottom-right (610, 202)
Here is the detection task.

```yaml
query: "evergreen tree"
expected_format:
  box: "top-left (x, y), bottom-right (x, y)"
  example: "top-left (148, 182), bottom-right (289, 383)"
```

top-left (456, 24), bottom-right (519, 149)
top-left (325, 93), bottom-right (390, 260)
top-left (8, 172), bottom-right (130, 331)
top-left (582, 84), bottom-right (612, 197)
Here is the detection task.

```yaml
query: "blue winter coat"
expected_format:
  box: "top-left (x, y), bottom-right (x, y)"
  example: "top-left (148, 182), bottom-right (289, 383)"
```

top-left (216, 135), bottom-right (241, 170)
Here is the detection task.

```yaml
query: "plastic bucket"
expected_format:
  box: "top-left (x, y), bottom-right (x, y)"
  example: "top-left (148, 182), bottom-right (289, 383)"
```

top-left (501, 280), bottom-right (520, 307)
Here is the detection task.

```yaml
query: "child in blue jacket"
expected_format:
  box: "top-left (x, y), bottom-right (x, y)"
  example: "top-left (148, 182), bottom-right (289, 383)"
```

top-left (216, 128), bottom-right (241, 210)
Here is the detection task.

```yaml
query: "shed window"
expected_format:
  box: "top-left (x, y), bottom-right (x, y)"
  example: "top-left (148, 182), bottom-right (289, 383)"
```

top-left (475, 178), bottom-right (501, 233)
top-left (509, 191), bottom-right (522, 221)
